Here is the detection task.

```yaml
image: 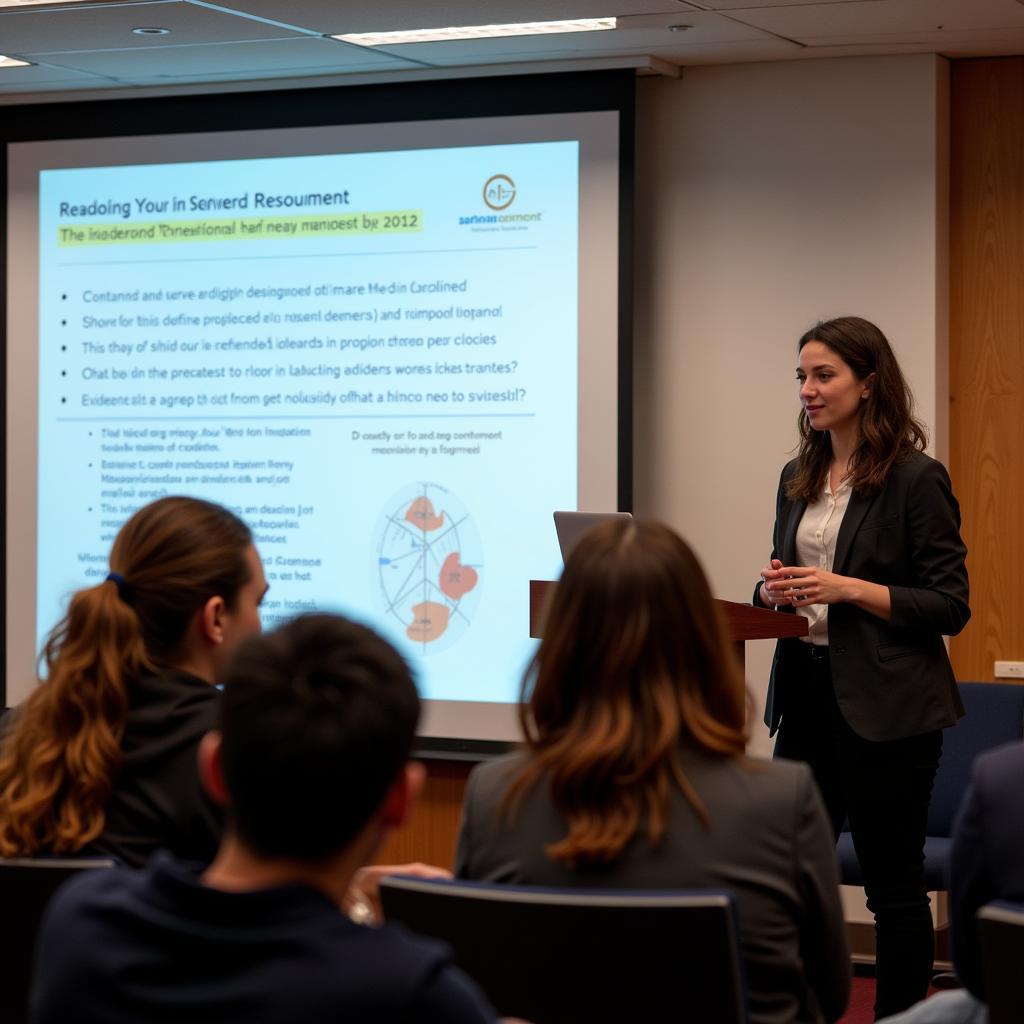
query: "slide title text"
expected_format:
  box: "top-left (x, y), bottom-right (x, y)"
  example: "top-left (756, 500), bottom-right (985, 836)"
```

top-left (58, 190), bottom-right (352, 220)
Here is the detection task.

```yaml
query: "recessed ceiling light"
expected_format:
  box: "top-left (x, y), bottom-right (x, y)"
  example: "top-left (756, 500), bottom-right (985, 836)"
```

top-left (333, 18), bottom-right (616, 47)
top-left (0, 55), bottom-right (32, 68)
top-left (132, 26), bottom-right (169, 35)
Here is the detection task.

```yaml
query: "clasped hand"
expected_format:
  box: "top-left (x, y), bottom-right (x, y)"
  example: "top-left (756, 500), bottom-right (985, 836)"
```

top-left (760, 558), bottom-right (850, 607)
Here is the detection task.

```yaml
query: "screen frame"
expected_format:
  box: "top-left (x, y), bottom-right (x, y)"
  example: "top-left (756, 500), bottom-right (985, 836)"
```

top-left (0, 69), bottom-right (635, 758)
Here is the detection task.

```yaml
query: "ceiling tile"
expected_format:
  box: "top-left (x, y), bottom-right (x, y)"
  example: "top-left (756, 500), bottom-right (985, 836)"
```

top-left (617, 10), bottom-right (770, 35)
top-left (23, 36), bottom-right (419, 79)
top-left (936, 31), bottom-right (1024, 57)
top-left (0, 77), bottom-right (129, 94)
top-left (0, 59), bottom-right (114, 86)
top-left (212, 0), bottom-right (698, 35)
top-left (647, 36), bottom-right (802, 64)
top-left (767, 38), bottom-right (1024, 60)
top-left (693, 0), bottom-right (857, 8)
top-left (0, 0), bottom-right (308, 54)
top-left (720, 0), bottom-right (1024, 42)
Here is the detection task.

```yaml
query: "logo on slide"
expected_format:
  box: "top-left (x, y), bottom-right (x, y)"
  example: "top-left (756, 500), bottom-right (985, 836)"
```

top-left (375, 483), bottom-right (483, 653)
top-left (483, 174), bottom-right (516, 211)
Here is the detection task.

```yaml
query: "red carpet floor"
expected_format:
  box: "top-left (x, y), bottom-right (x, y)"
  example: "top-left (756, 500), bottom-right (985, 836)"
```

top-left (838, 976), bottom-right (877, 1024)
top-left (838, 976), bottom-right (941, 1024)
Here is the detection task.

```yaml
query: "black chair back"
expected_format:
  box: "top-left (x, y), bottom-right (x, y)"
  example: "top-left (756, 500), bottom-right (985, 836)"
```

top-left (979, 901), bottom-right (1024, 1024)
top-left (0, 857), bottom-right (115, 1024)
top-left (381, 876), bottom-right (747, 1024)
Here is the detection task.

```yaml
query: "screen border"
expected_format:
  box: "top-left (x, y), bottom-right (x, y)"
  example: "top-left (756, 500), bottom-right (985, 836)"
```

top-left (0, 69), bottom-right (635, 759)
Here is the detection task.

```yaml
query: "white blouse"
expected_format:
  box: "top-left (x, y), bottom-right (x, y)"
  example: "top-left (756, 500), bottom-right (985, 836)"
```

top-left (794, 474), bottom-right (852, 645)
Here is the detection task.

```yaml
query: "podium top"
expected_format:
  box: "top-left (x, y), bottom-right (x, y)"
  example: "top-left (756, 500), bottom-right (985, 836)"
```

top-left (528, 582), bottom-right (808, 643)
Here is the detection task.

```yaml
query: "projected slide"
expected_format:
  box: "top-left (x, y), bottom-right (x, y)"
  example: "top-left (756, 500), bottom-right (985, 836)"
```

top-left (36, 141), bottom-right (578, 704)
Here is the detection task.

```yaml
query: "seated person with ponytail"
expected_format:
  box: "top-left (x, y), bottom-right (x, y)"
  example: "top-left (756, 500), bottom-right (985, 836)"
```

top-left (0, 496), bottom-right (267, 867)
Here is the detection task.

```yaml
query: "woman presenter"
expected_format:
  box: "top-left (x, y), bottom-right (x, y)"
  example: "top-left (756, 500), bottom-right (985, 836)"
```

top-left (755, 316), bottom-right (969, 1020)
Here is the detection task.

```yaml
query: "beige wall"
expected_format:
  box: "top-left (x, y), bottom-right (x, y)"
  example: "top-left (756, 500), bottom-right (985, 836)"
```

top-left (633, 54), bottom-right (950, 755)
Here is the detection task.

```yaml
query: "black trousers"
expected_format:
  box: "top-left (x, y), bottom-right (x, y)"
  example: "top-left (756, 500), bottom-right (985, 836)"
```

top-left (773, 645), bottom-right (942, 1021)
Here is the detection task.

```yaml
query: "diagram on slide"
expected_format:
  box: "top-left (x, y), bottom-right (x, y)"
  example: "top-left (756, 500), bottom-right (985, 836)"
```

top-left (376, 483), bottom-right (483, 652)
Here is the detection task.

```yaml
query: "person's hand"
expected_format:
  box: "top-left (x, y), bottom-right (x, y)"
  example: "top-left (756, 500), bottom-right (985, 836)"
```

top-left (348, 862), bottom-right (453, 922)
top-left (767, 566), bottom-right (851, 607)
top-left (759, 559), bottom-right (786, 606)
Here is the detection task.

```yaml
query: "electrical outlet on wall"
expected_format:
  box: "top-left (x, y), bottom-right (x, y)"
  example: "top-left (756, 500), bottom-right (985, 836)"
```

top-left (994, 661), bottom-right (1024, 679)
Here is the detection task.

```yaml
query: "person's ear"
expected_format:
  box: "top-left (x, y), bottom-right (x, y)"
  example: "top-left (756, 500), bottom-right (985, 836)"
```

top-left (199, 594), bottom-right (228, 645)
top-left (198, 731), bottom-right (230, 807)
top-left (379, 761), bottom-right (425, 829)
top-left (862, 371), bottom-right (877, 399)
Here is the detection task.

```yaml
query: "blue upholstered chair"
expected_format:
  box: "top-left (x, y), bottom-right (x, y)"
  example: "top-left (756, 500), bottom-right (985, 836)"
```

top-left (0, 857), bottom-right (116, 1024)
top-left (978, 901), bottom-right (1024, 1024)
top-left (837, 682), bottom-right (1024, 890)
top-left (380, 876), bottom-right (748, 1024)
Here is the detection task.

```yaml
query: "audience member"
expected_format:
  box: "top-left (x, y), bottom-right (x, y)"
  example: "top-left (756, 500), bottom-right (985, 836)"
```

top-left (0, 496), bottom-right (265, 866)
top-left (879, 740), bottom-right (1024, 1024)
top-left (455, 518), bottom-right (850, 1024)
top-left (30, 613), bottom-right (498, 1024)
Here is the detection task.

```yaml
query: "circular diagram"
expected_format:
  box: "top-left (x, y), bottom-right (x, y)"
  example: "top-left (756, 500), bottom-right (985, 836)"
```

top-left (375, 483), bottom-right (483, 653)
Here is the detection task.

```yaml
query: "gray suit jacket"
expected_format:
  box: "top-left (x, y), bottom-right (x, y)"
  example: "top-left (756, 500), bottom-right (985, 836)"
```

top-left (455, 750), bottom-right (850, 1024)
top-left (755, 451), bottom-right (969, 741)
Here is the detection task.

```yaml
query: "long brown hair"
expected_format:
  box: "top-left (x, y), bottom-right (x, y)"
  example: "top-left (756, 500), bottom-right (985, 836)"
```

top-left (788, 316), bottom-right (927, 502)
top-left (504, 519), bottom-right (748, 869)
top-left (0, 496), bottom-right (252, 856)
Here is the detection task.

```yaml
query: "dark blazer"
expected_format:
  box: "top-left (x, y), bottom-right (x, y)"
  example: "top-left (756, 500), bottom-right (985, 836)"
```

top-left (455, 749), bottom-right (850, 1024)
top-left (949, 740), bottom-right (1024, 999)
top-left (754, 451), bottom-right (969, 742)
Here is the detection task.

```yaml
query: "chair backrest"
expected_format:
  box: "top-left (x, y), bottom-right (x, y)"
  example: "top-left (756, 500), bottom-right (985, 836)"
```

top-left (0, 857), bottom-right (116, 1024)
top-left (380, 876), bottom-right (747, 1024)
top-left (978, 901), bottom-right (1024, 1024)
top-left (927, 682), bottom-right (1024, 837)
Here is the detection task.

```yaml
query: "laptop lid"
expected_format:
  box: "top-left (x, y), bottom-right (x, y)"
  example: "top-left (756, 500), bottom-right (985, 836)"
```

top-left (553, 511), bottom-right (633, 564)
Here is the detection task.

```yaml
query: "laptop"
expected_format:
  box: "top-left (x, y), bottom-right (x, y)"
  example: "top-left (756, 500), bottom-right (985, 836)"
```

top-left (553, 511), bottom-right (633, 564)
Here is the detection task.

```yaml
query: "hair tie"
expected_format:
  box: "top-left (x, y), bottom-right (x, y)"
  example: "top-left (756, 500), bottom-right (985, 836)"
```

top-left (105, 572), bottom-right (132, 603)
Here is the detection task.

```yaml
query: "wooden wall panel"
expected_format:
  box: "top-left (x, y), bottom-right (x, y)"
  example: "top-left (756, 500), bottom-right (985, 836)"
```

top-left (373, 760), bottom-right (471, 870)
top-left (950, 58), bottom-right (1024, 681)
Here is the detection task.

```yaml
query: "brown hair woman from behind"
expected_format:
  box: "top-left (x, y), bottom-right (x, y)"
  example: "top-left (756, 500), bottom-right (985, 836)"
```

top-left (456, 519), bottom-right (852, 1023)
top-left (504, 517), bottom-right (748, 868)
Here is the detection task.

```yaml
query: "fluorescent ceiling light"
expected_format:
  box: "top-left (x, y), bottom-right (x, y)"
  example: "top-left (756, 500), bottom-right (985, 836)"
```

top-left (0, 55), bottom-right (32, 67)
top-left (334, 18), bottom-right (616, 47)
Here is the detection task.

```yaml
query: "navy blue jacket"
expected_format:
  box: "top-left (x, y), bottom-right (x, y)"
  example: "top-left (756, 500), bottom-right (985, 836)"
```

top-left (950, 740), bottom-right (1024, 999)
top-left (31, 852), bottom-right (497, 1024)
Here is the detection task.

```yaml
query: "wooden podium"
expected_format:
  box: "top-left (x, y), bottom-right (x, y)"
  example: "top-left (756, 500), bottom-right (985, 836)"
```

top-left (529, 581), bottom-right (807, 667)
